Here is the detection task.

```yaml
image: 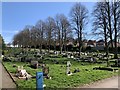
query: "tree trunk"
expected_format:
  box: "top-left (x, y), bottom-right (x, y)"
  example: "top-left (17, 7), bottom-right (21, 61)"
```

top-left (103, 18), bottom-right (108, 56)
top-left (107, 2), bottom-right (113, 49)
top-left (40, 44), bottom-right (42, 54)
top-left (113, 6), bottom-right (118, 59)
top-left (54, 39), bottom-right (56, 52)
top-left (64, 29), bottom-right (67, 53)
top-left (78, 31), bottom-right (81, 56)
top-left (79, 26), bottom-right (82, 56)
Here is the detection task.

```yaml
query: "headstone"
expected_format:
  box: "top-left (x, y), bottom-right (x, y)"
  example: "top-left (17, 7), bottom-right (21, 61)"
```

top-left (54, 51), bottom-right (57, 55)
top-left (13, 64), bottom-right (17, 67)
top-left (42, 67), bottom-right (51, 79)
top-left (21, 66), bottom-right (23, 69)
top-left (31, 61), bottom-right (38, 69)
top-left (1, 55), bottom-right (4, 58)
top-left (71, 56), bottom-right (74, 59)
top-left (67, 55), bottom-right (71, 58)
top-left (66, 66), bottom-right (70, 74)
top-left (66, 61), bottom-right (72, 76)
top-left (85, 53), bottom-right (87, 56)
top-left (67, 61), bottom-right (71, 67)
top-left (90, 58), bottom-right (93, 62)
top-left (42, 64), bottom-right (46, 68)
top-left (43, 67), bottom-right (49, 75)
top-left (54, 60), bottom-right (59, 64)
top-left (118, 59), bottom-right (120, 67)
top-left (3, 57), bottom-right (11, 62)
top-left (56, 51), bottom-right (59, 55)
top-left (73, 68), bottom-right (80, 73)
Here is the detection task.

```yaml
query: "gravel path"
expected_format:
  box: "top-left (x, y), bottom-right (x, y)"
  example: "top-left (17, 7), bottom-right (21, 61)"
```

top-left (0, 61), bottom-right (16, 89)
top-left (80, 76), bottom-right (119, 88)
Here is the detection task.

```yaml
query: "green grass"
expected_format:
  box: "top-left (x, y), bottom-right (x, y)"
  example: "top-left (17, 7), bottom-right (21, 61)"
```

top-left (3, 57), bottom-right (118, 88)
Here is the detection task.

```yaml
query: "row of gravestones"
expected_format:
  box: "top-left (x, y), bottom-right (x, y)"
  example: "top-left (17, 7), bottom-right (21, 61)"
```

top-left (67, 52), bottom-right (114, 63)
top-left (15, 59), bottom-right (119, 81)
top-left (57, 52), bottom-right (95, 63)
top-left (3, 53), bottom-right (45, 63)
top-left (72, 56), bottom-right (97, 63)
top-left (111, 58), bottom-right (120, 67)
top-left (4, 50), bottom-right (114, 65)
top-left (30, 60), bottom-right (79, 76)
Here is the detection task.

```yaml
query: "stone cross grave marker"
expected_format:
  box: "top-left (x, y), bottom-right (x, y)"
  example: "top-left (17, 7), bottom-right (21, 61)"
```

top-left (66, 61), bottom-right (72, 75)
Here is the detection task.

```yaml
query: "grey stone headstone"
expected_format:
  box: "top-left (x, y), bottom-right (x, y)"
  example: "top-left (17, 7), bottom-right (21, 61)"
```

top-left (43, 67), bottom-right (49, 75)
top-left (31, 61), bottom-right (38, 69)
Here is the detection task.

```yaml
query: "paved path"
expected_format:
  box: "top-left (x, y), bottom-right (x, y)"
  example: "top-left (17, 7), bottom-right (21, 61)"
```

top-left (0, 61), bottom-right (16, 89)
top-left (80, 76), bottom-right (119, 88)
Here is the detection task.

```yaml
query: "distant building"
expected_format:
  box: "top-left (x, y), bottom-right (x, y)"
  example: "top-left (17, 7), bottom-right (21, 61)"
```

top-left (87, 40), bottom-right (96, 47)
top-left (66, 41), bottom-right (74, 46)
top-left (108, 41), bottom-right (120, 47)
top-left (96, 40), bottom-right (105, 50)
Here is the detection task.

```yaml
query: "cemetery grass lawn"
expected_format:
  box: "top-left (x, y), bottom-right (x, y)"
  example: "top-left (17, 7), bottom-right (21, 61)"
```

top-left (3, 58), bottom-right (118, 88)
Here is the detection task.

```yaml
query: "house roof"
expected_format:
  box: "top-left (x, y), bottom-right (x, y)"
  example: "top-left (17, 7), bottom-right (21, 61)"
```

top-left (87, 40), bottom-right (96, 45)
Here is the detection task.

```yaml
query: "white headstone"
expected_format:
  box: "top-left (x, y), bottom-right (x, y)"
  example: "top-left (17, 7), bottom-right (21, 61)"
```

top-left (1, 55), bottom-right (4, 58)
top-left (71, 56), bottom-right (74, 58)
top-left (67, 55), bottom-right (70, 58)
top-left (90, 58), bottom-right (93, 62)
top-left (67, 61), bottom-right (71, 67)
top-left (66, 61), bottom-right (72, 75)
top-left (66, 66), bottom-right (70, 74)
top-left (85, 53), bottom-right (87, 55)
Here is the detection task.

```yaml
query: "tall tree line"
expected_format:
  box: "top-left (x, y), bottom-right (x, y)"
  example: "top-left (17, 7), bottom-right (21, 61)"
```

top-left (92, 0), bottom-right (120, 58)
top-left (13, 15), bottom-right (73, 53)
top-left (13, 1), bottom-right (119, 56)
top-left (13, 3), bottom-right (88, 54)
top-left (0, 34), bottom-right (5, 50)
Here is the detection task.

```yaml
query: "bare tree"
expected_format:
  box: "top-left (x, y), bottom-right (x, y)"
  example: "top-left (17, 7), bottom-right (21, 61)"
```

top-left (55, 14), bottom-right (72, 53)
top-left (92, 2), bottom-right (109, 56)
top-left (112, 0), bottom-right (120, 58)
top-left (0, 34), bottom-right (5, 50)
top-left (13, 30), bottom-right (24, 48)
top-left (30, 26), bottom-right (40, 50)
top-left (35, 20), bottom-right (45, 54)
top-left (13, 34), bottom-right (19, 47)
top-left (92, 0), bottom-right (120, 59)
top-left (22, 27), bottom-right (31, 48)
top-left (70, 3), bottom-right (88, 56)
top-left (97, 1), bottom-right (114, 49)
top-left (45, 17), bottom-right (56, 53)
